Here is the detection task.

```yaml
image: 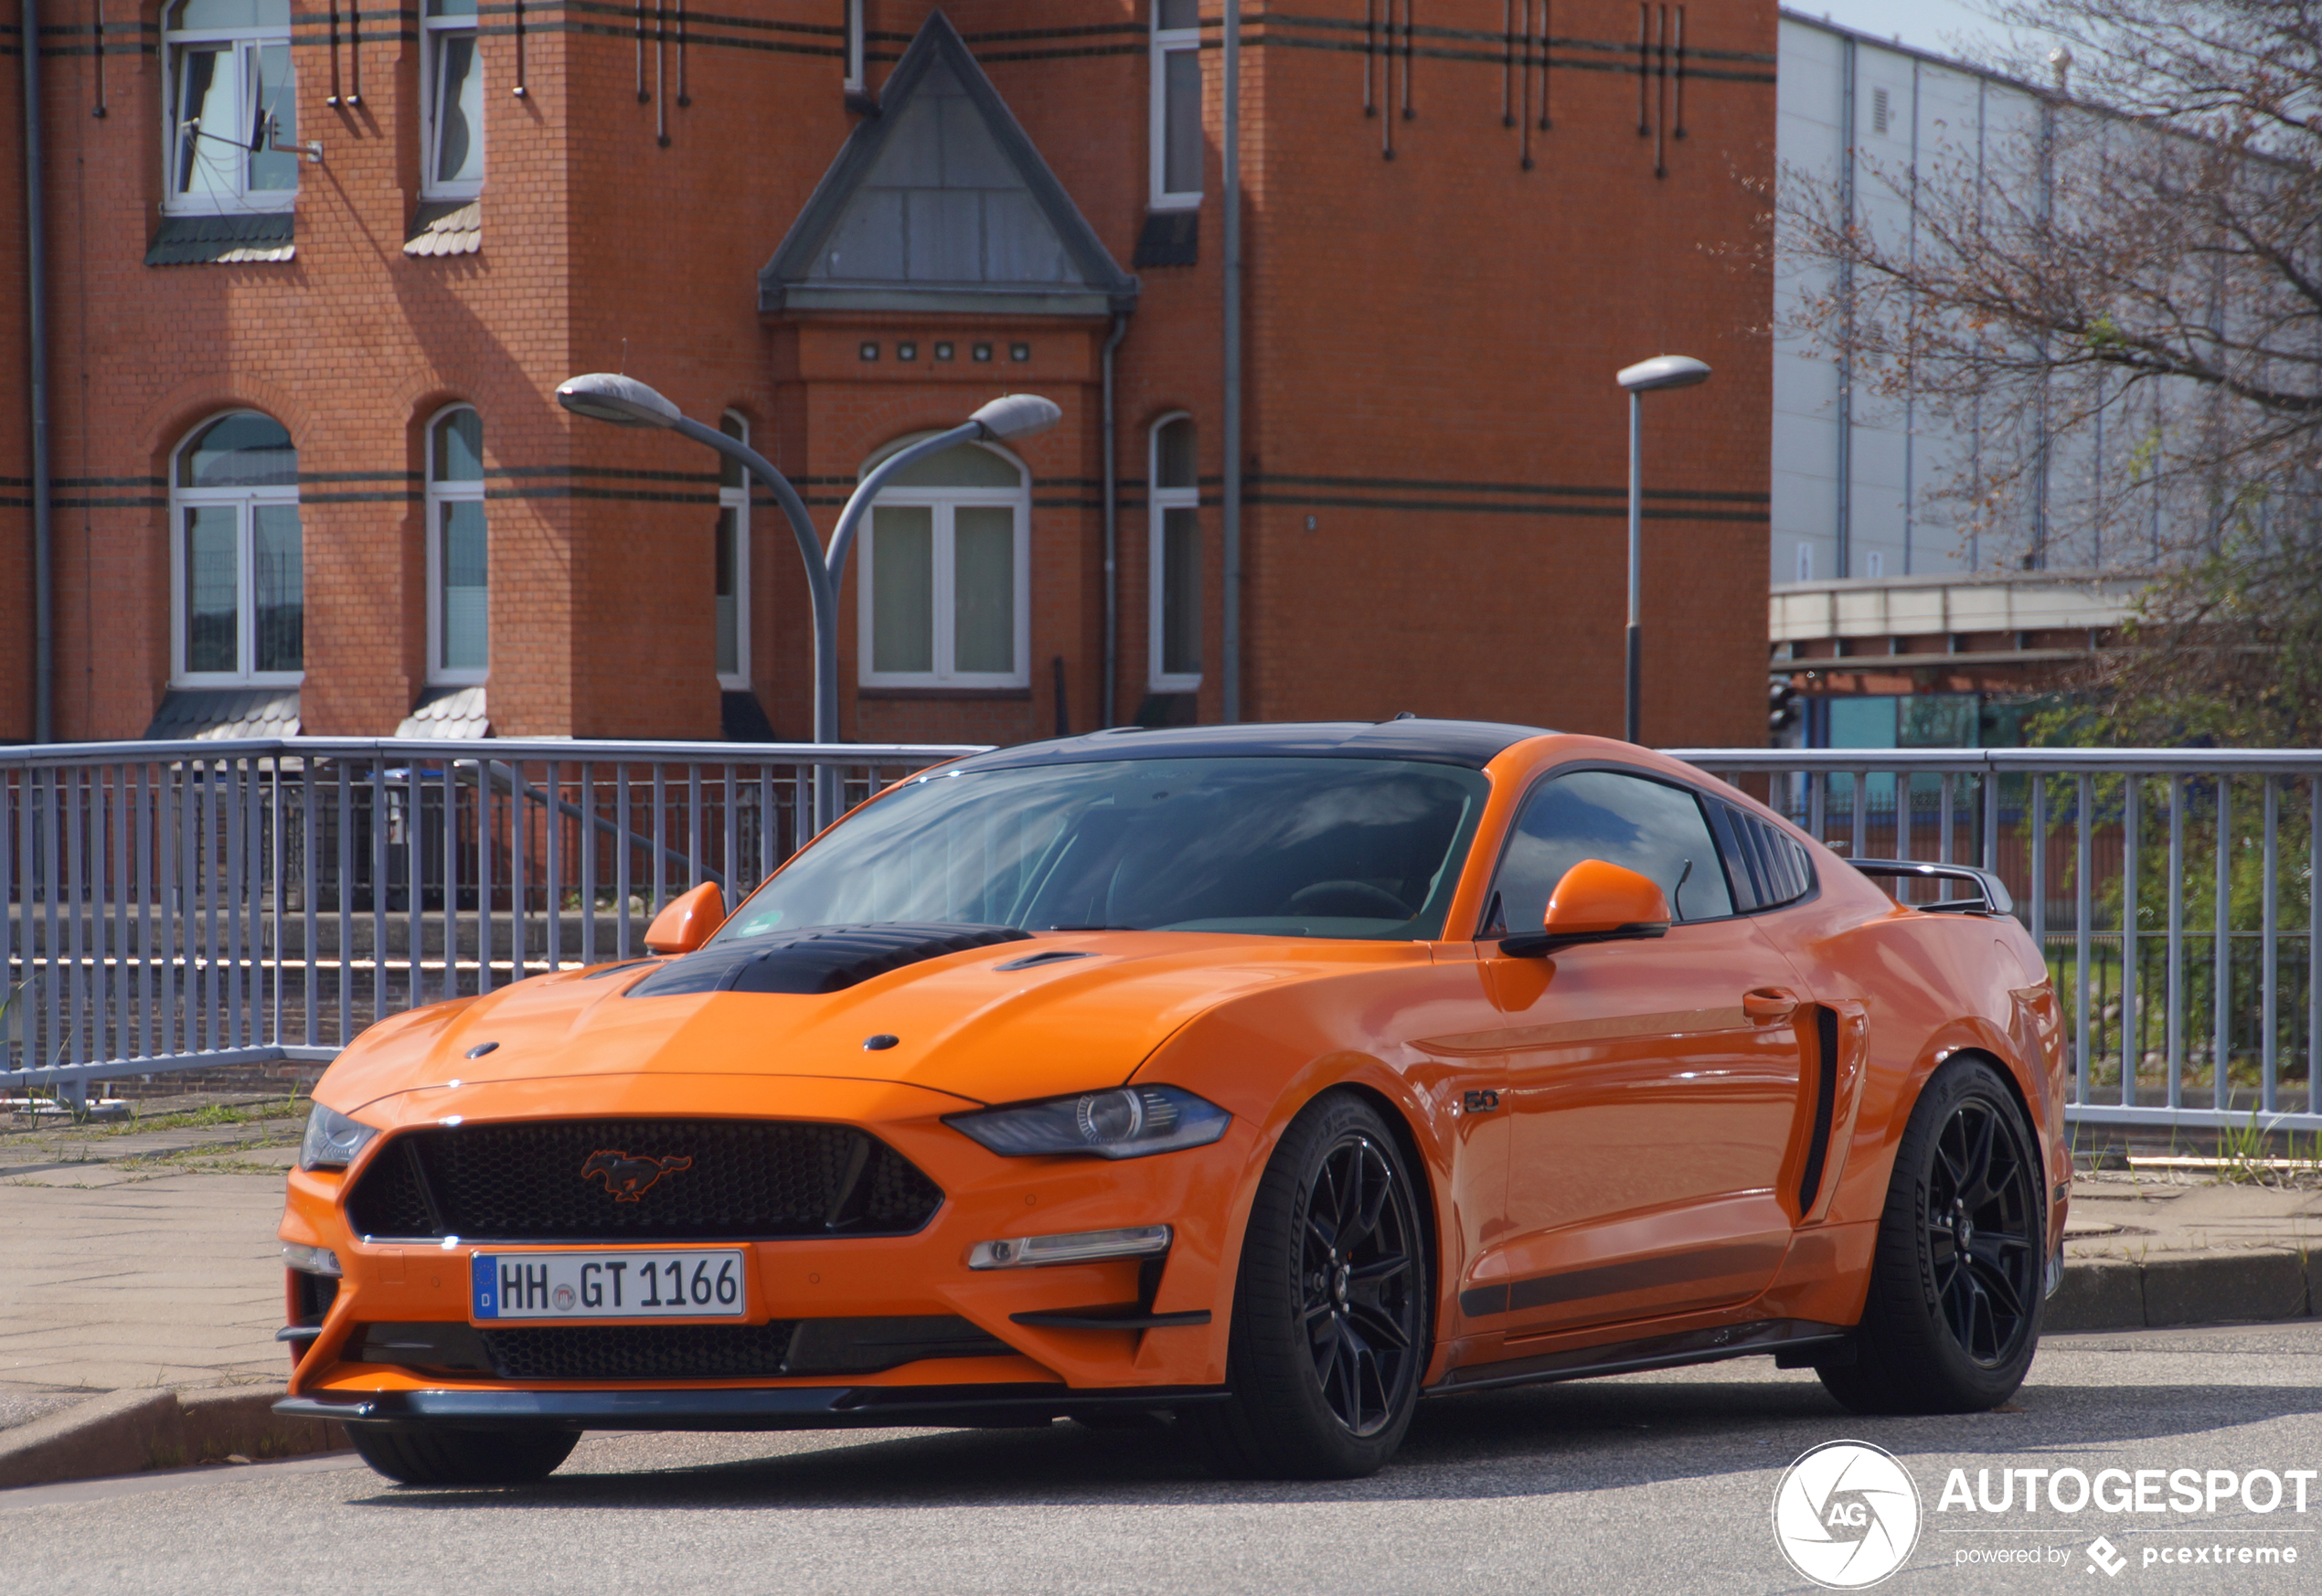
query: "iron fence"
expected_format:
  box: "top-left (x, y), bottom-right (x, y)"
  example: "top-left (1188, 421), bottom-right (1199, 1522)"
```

top-left (1670, 749), bottom-right (2322, 1135)
top-left (1, 738), bottom-right (979, 1100)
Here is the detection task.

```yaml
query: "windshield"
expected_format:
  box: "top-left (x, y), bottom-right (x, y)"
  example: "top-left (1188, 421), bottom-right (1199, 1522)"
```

top-left (715, 756), bottom-right (1490, 943)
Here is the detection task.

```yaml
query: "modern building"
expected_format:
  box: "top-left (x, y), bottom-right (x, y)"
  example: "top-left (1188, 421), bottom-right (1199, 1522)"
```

top-left (1769, 14), bottom-right (2155, 749)
top-left (5, 1), bottom-right (1781, 749)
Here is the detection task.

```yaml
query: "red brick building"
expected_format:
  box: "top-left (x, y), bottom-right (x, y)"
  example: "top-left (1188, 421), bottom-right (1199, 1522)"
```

top-left (5, 1), bottom-right (1776, 747)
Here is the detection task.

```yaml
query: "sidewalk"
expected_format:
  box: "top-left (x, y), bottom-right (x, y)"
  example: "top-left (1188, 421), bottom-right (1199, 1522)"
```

top-left (2050, 1163), bottom-right (2322, 1330)
top-left (1, 1095), bottom-right (2317, 1484)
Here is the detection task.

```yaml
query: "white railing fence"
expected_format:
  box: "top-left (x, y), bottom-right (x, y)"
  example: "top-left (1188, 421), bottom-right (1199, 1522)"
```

top-left (1, 738), bottom-right (978, 1100)
top-left (1671, 749), bottom-right (2322, 1136)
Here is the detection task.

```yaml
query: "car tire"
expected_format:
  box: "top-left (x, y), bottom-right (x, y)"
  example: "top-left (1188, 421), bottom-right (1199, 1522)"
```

top-left (1819, 1055), bottom-right (2046, 1415)
top-left (1188, 1091), bottom-right (1431, 1480)
top-left (348, 1424), bottom-right (580, 1486)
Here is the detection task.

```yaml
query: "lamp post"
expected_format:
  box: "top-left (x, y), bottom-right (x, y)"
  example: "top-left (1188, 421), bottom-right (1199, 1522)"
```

top-left (556, 373), bottom-right (1060, 826)
top-left (1614, 354), bottom-right (1711, 745)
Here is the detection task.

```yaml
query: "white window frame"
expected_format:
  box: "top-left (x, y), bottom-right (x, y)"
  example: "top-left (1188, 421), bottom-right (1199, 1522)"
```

top-left (1149, 2), bottom-right (1201, 210)
top-left (856, 437), bottom-right (1032, 690)
top-left (169, 414), bottom-right (303, 687)
top-left (425, 403), bottom-right (489, 686)
top-left (420, 0), bottom-right (485, 202)
top-left (716, 410), bottom-right (751, 690)
top-left (161, 2), bottom-right (296, 216)
top-left (844, 0), bottom-right (866, 92)
top-left (1147, 412), bottom-right (1203, 691)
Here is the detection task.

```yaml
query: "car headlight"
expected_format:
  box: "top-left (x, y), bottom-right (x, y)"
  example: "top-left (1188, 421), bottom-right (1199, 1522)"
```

top-left (300, 1103), bottom-right (380, 1171)
top-left (944, 1086), bottom-right (1230, 1160)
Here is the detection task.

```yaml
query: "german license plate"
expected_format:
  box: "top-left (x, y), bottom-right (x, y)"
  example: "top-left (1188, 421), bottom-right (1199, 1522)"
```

top-left (471, 1250), bottom-right (747, 1322)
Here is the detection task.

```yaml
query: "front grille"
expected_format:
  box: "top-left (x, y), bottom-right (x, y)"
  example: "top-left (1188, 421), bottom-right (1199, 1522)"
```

top-left (354, 1315), bottom-right (1016, 1382)
top-left (344, 1118), bottom-right (944, 1242)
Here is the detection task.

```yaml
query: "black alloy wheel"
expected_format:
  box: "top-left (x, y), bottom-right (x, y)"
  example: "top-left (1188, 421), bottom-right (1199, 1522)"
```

top-left (1819, 1056), bottom-right (2045, 1415)
top-left (1299, 1131), bottom-right (1423, 1436)
top-left (1188, 1091), bottom-right (1430, 1479)
top-left (1926, 1094), bottom-right (2040, 1365)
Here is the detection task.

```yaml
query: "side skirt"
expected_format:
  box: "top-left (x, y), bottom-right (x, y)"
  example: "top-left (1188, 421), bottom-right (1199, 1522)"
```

top-left (1422, 1318), bottom-right (1850, 1399)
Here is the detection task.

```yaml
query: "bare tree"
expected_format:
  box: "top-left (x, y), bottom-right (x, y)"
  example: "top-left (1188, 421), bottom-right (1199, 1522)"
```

top-left (1779, 0), bottom-right (2322, 740)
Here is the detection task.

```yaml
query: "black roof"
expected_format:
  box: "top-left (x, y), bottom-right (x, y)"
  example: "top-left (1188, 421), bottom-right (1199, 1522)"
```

top-left (951, 719), bottom-right (1559, 773)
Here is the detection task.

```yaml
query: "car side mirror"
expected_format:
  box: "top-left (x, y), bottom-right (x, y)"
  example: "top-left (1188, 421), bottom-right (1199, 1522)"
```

top-left (1499, 859), bottom-right (1672, 958)
top-left (644, 881), bottom-right (727, 955)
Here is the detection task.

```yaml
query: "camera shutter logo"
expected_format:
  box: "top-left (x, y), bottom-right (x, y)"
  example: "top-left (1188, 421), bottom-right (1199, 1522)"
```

top-left (1772, 1440), bottom-right (1923, 1589)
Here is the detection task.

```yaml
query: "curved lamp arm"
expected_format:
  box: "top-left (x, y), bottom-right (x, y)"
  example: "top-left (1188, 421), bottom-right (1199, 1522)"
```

top-left (825, 395), bottom-right (1063, 592)
top-left (667, 415), bottom-right (841, 750)
top-left (824, 421), bottom-right (983, 592)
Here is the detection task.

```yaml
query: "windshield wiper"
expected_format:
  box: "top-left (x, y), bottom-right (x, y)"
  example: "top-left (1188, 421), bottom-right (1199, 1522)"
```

top-left (1043, 924), bottom-right (1139, 931)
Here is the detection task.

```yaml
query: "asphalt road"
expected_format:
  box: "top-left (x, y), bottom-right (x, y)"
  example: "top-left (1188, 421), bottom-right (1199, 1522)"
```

top-left (7, 1322), bottom-right (2320, 1596)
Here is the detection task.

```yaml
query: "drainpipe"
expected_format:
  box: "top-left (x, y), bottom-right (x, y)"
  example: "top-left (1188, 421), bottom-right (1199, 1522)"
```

top-left (21, 0), bottom-right (55, 741)
top-left (1220, 0), bottom-right (1242, 722)
top-left (1099, 314), bottom-right (1127, 727)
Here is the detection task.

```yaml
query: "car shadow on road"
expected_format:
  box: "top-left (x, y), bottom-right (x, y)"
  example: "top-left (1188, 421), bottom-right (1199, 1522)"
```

top-left (344, 1366), bottom-right (2322, 1513)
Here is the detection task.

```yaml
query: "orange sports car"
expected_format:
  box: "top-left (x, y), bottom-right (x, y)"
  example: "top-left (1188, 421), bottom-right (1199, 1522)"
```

top-left (274, 720), bottom-right (2069, 1484)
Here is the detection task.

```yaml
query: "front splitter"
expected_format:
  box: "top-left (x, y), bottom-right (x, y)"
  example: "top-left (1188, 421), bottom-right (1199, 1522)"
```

top-left (278, 1381), bottom-right (1229, 1432)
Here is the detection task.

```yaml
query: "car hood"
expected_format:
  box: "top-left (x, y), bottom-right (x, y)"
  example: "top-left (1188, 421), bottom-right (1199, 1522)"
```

top-left (322, 931), bottom-right (1428, 1115)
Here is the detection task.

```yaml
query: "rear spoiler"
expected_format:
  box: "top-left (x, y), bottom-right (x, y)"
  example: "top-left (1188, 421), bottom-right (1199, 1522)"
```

top-left (1842, 859), bottom-right (2014, 918)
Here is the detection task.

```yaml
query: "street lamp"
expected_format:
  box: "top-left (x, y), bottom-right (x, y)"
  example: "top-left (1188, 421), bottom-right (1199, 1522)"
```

top-left (1614, 354), bottom-right (1711, 746)
top-left (555, 373), bottom-right (1060, 826)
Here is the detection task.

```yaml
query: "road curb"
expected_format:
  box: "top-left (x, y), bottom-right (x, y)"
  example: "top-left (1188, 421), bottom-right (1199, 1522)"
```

top-left (2049, 1250), bottom-right (2317, 1334)
top-left (0, 1386), bottom-right (348, 1491)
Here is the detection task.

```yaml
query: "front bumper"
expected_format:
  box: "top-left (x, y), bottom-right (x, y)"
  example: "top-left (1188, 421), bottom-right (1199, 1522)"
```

top-left (277, 1382), bottom-right (1229, 1433)
top-left (279, 1072), bottom-right (1251, 1400)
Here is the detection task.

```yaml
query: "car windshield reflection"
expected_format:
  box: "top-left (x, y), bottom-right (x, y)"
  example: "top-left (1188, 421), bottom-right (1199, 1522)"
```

top-left (714, 756), bottom-right (1490, 943)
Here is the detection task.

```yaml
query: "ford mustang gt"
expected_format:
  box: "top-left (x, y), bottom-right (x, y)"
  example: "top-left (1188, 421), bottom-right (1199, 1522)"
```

top-left (275, 719), bottom-right (2068, 1484)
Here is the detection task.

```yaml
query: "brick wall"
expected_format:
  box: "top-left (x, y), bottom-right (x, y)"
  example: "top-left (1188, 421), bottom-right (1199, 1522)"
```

top-left (2, 0), bottom-right (1774, 749)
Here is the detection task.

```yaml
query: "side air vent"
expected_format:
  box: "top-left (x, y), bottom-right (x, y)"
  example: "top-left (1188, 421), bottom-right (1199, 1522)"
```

top-left (1797, 1005), bottom-right (1840, 1216)
top-left (628, 922), bottom-right (1032, 998)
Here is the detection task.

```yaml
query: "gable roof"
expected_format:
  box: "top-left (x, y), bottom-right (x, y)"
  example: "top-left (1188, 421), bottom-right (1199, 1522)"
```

top-left (759, 11), bottom-right (1138, 318)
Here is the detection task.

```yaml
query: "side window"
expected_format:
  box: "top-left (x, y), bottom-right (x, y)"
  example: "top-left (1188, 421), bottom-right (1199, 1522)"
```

top-left (171, 411), bottom-right (303, 684)
top-left (427, 405), bottom-right (488, 684)
top-left (164, 0), bottom-right (296, 213)
top-left (715, 410), bottom-right (750, 688)
top-left (1148, 413), bottom-right (1201, 689)
top-left (1708, 801), bottom-right (1816, 913)
top-left (1150, 1), bottom-right (1202, 209)
top-left (421, 0), bottom-right (484, 199)
top-left (1486, 770), bottom-right (1733, 934)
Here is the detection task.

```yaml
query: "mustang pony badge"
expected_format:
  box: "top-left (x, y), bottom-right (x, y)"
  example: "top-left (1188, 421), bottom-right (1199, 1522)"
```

top-left (580, 1150), bottom-right (693, 1201)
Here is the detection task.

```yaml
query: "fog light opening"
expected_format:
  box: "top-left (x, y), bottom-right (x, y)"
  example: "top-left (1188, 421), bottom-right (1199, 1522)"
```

top-left (282, 1242), bottom-right (342, 1277)
top-left (968, 1224), bottom-right (1172, 1271)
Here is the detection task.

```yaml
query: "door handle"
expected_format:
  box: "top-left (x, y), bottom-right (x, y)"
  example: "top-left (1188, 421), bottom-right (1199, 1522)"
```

top-left (1742, 987), bottom-right (1799, 1023)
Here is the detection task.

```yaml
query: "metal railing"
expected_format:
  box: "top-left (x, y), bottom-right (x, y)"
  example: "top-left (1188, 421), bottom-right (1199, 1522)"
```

top-left (10, 738), bottom-right (2317, 1137)
top-left (1, 738), bottom-right (979, 1100)
top-left (1670, 749), bottom-right (2322, 1135)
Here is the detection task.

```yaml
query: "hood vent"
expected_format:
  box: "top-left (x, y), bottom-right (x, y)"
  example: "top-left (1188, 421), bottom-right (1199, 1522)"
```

top-left (627, 922), bottom-right (1032, 998)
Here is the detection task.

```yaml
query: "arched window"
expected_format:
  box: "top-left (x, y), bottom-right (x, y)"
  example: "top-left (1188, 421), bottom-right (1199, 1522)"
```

top-left (421, 0), bottom-right (485, 199)
top-left (171, 411), bottom-right (302, 685)
top-left (427, 406), bottom-right (488, 684)
top-left (858, 438), bottom-right (1029, 688)
top-left (716, 410), bottom-right (751, 688)
top-left (1149, 414), bottom-right (1201, 690)
top-left (164, 0), bottom-right (296, 213)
